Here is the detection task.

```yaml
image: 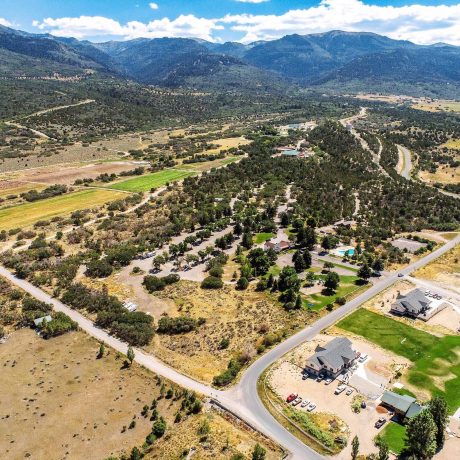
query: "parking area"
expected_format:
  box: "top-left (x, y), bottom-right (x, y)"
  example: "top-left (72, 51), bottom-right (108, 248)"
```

top-left (270, 360), bottom-right (392, 458)
top-left (270, 334), bottom-right (411, 458)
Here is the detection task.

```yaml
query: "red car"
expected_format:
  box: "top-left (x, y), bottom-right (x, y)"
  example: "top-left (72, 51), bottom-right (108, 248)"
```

top-left (286, 393), bottom-right (298, 403)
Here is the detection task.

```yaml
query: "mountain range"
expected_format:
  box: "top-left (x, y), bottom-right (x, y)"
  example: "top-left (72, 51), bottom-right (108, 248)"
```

top-left (1, 25), bottom-right (459, 96)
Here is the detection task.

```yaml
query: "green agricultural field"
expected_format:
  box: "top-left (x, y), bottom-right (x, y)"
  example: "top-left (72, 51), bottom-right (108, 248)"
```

top-left (109, 169), bottom-right (195, 192)
top-left (303, 275), bottom-right (364, 311)
top-left (379, 422), bottom-right (406, 454)
top-left (0, 189), bottom-right (126, 231)
top-left (337, 309), bottom-right (460, 412)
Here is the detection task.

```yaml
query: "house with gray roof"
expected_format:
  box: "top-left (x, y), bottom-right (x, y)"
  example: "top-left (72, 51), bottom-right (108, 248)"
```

top-left (305, 337), bottom-right (358, 378)
top-left (391, 288), bottom-right (448, 321)
top-left (380, 390), bottom-right (424, 421)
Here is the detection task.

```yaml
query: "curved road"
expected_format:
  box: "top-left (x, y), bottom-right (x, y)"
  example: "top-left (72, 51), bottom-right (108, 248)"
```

top-left (1, 233), bottom-right (458, 459)
top-left (397, 145), bottom-right (412, 179)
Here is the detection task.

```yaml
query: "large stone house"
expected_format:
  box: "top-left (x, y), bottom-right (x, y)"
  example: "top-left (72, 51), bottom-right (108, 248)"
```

top-left (391, 289), bottom-right (448, 321)
top-left (305, 337), bottom-right (358, 378)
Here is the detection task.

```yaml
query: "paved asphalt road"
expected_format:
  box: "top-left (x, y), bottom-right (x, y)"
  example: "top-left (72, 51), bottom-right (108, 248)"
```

top-left (0, 234), bottom-right (458, 459)
top-left (397, 145), bottom-right (412, 179)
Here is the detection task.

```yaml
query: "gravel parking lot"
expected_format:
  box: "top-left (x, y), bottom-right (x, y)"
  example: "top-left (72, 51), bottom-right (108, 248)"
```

top-left (270, 360), bottom-right (390, 458)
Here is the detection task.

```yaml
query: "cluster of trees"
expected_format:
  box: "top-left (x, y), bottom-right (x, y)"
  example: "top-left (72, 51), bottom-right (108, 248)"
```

top-left (143, 274), bottom-right (180, 293)
top-left (351, 395), bottom-right (449, 460)
top-left (21, 184), bottom-right (68, 202)
top-left (213, 352), bottom-right (252, 387)
top-left (157, 316), bottom-right (204, 334)
top-left (39, 311), bottom-right (77, 339)
top-left (201, 252), bottom-right (228, 289)
top-left (62, 284), bottom-right (154, 346)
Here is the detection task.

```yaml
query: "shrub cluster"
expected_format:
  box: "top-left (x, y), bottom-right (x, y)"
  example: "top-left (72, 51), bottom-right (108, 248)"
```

top-left (143, 274), bottom-right (180, 293)
top-left (62, 283), bottom-right (154, 345)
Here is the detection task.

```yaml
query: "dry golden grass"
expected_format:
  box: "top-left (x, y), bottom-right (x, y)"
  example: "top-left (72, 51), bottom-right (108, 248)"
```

top-left (419, 165), bottom-right (460, 185)
top-left (0, 328), bottom-right (281, 460)
top-left (413, 245), bottom-right (460, 293)
top-left (150, 281), bottom-right (314, 384)
top-left (444, 139), bottom-right (460, 150)
top-left (412, 100), bottom-right (460, 113)
top-left (147, 412), bottom-right (281, 460)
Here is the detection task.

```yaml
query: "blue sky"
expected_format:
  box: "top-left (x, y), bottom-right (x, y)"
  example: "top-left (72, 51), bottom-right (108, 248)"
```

top-left (1, 1), bottom-right (460, 45)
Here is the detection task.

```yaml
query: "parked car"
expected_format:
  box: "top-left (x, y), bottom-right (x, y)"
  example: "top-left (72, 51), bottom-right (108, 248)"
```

top-left (286, 393), bottom-right (297, 403)
top-left (324, 378), bottom-right (333, 385)
top-left (398, 273), bottom-right (404, 277)
top-left (302, 374), bottom-right (308, 380)
top-left (346, 388), bottom-right (354, 396)
top-left (292, 397), bottom-right (302, 406)
top-left (375, 417), bottom-right (386, 429)
top-left (316, 375), bottom-right (324, 382)
top-left (361, 401), bottom-right (367, 409)
top-left (307, 403), bottom-right (316, 412)
top-left (359, 354), bottom-right (368, 363)
top-left (301, 400), bottom-right (310, 408)
top-left (335, 385), bottom-right (347, 395)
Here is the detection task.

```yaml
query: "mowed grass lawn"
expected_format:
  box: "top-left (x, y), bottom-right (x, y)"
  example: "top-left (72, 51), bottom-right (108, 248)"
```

top-left (109, 169), bottom-right (195, 192)
top-left (380, 422), bottom-right (407, 454)
top-left (303, 275), bottom-right (364, 311)
top-left (337, 309), bottom-right (460, 412)
top-left (254, 232), bottom-right (275, 244)
top-left (0, 189), bottom-right (126, 231)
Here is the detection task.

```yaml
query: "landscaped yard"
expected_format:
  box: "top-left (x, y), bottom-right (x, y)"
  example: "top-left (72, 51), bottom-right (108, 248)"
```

top-left (302, 275), bottom-right (364, 311)
top-left (254, 232), bottom-right (275, 244)
top-left (109, 169), bottom-right (195, 192)
top-left (0, 189), bottom-right (126, 230)
top-left (379, 422), bottom-right (406, 454)
top-left (337, 309), bottom-right (460, 412)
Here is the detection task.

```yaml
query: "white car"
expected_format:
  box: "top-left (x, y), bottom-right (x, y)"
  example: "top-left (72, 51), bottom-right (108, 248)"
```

top-left (292, 397), bottom-right (302, 406)
top-left (307, 403), bottom-right (316, 412)
top-left (301, 400), bottom-right (310, 408)
top-left (346, 388), bottom-right (354, 396)
top-left (324, 378), bottom-right (333, 385)
top-left (335, 385), bottom-right (346, 395)
top-left (359, 354), bottom-right (368, 363)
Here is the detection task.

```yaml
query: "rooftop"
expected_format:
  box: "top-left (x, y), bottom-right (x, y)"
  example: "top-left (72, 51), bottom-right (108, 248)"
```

top-left (308, 337), bottom-right (357, 370)
top-left (381, 390), bottom-right (416, 413)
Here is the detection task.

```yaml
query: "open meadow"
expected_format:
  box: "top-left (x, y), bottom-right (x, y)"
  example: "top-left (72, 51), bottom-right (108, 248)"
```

top-left (149, 281), bottom-right (314, 384)
top-left (109, 169), bottom-right (195, 192)
top-left (0, 329), bottom-right (280, 460)
top-left (411, 100), bottom-right (460, 113)
top-left (337, 309), bottom-right (460, 412)
top-left (0, 188), bottom-right (126, 230)
top-left (413, 245), bottom-right (460, 294)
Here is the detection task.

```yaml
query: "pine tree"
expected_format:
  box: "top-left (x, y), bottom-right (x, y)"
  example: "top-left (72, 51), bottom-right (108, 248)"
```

top-left (127, 346), bottom-right (135, 366)
top-left (351, 435), bottom-right (359, 460)
top-left (405, 410), bottom-right (437, 459)
top-left (428, 395), bottom-right (448, 450)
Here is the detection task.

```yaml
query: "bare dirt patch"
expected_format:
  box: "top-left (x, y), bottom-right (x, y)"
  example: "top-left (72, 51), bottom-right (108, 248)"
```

top-left (9, 161), bottom-right (146, 185)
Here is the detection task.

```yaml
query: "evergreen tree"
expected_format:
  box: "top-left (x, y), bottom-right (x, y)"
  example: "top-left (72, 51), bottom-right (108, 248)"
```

top-left (252, 443), bottom-right (266, 460)
top-left (127, 346), bottom-right (135, 366)
top-left (428, 395), bottom-right (448, 450)
top-left (351, 435), bottom-right (359, 460)
top-left (405, 410), bottom-right (437, 460)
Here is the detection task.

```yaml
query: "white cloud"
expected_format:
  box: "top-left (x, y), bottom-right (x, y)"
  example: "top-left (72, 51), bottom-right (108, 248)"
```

top-left (223, 0), bottom-right (460, 45)
top-left (0, 17), bottom-right (11, 27)
top-left (32, 1), bottom-right (460, 46)
top-left (149, 2), bottom-right (159, 10)
top-left (34, 14), bottom-right (223, 41)
top-left (235, 0), bottom-right (270, 3)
